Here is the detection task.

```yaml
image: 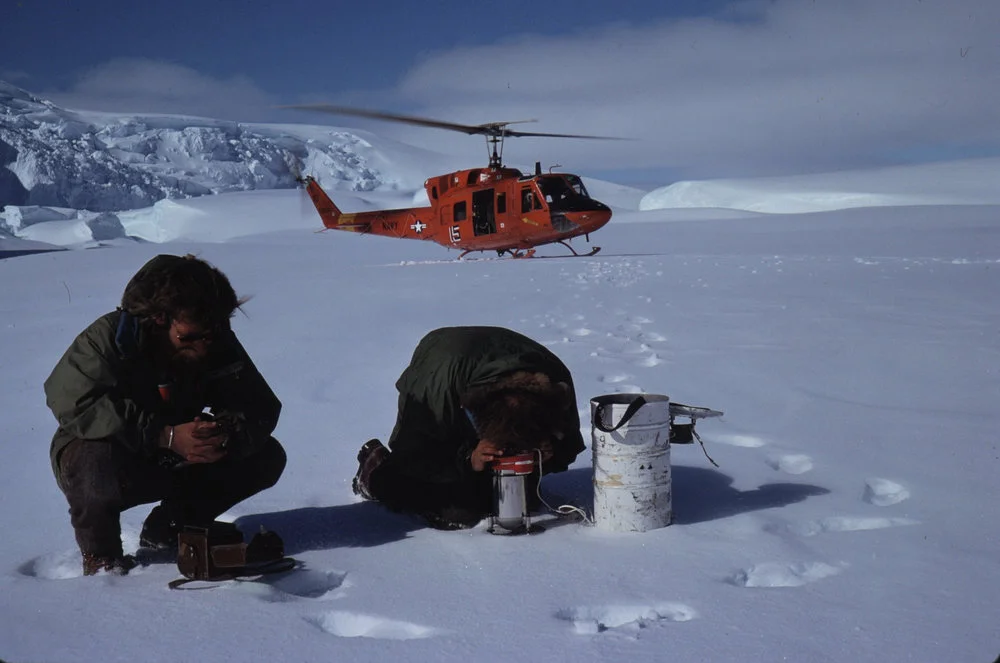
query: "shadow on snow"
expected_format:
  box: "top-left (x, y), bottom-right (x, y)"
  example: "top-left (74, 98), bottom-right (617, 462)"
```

top-left (235, 502), bottom-right (423, 556)
top-left (541, 465), bottom-right (829, 526)
top-left (234, 465), bottom-right (829, 553)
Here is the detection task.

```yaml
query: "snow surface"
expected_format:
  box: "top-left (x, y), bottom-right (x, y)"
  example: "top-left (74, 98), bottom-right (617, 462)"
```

top-left (1, 147), bottom-right (998, 661)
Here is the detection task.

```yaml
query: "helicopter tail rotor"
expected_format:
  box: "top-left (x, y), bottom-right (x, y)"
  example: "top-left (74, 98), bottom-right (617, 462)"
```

top-left (282, 150), bottom-right (314, 220)
top-left (283, 150), bottom-right (307, 184)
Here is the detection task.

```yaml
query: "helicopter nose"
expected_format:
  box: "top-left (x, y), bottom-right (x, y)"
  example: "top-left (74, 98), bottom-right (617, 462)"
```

top-left (576, 209), bottom-right (612, 233)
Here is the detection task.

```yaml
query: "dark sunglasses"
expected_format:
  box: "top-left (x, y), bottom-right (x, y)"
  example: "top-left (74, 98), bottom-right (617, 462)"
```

top-left (175, 330), bottom-right (215, 343)
top-left (174, 322), bottom-right (225, 343)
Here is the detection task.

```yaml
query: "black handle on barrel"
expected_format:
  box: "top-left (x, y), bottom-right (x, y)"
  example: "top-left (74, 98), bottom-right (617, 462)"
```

top-left (594, 396), bottom-right (647, 432)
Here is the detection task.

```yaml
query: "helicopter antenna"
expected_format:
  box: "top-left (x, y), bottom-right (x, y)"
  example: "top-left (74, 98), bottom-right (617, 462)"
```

top-left (279, 104), bottom-right (623, 169)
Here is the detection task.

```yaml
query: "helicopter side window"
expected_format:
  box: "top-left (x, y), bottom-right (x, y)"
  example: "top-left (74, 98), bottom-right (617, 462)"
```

top-left (454, 201), bottom-right (467, 222)
top-left (497, 193), bottom-right (506, 214)
top-left (537, 175), bottom-right (601, 212)
top-left (521, 188), bottom-right (533, 214)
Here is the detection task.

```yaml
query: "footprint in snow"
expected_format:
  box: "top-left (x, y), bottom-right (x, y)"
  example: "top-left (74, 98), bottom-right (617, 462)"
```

top-left (310, 610), bottom-right (445, 640)
top-left (598, 373), bottom-right (634, 384)
top-left (612, 324), bottom-right (645, 337)
top-left (18, 548), bottom-right (164, 580)
top-left (609, 384), bottom-right (646, 394)
top-left (765, 453), bottom-right (814, 474)
top-left (634, 352), bottom-right (663, 368)
top-left (18, 550), bottom-right (87, 580)
top-left (556, 603), bottom-right (697, 635)
top-left (772, 515), bottom-right (920, 537)
top-left (863, 478), bottom-right (910, 506)
top-left (729, 561), bottom-right (843, 588)
top-left (597, 339), bottom-right (652, 356)
top-left (235, 568), bottom-right (348, 602)
top-left (713, 433), bottom-right (767, 448)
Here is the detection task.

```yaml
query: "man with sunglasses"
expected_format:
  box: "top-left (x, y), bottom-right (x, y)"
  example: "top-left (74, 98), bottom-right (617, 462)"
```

top-left (44, 254), bottom-right (285, 575)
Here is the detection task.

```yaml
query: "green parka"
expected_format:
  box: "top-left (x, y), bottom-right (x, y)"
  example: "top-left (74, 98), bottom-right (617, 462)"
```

top-left (387, 326), bottom-right (585, 484)
top-left (44, 309), bottom-right (281, 486)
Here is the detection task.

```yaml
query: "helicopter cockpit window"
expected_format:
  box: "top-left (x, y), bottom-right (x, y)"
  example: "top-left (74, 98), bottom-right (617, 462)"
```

top-left (565, 175), bottom-right (591, 199)
top-left (454, 201), bottom-right (467, 222)
top-left (538, 176), bottom-right (574, 204)
top-left (537, 175), bottom-right (600, 212)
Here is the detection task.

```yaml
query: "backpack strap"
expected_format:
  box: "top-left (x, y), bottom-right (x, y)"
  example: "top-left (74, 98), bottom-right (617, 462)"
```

top-left (168, 556), bottom-right (297, 590)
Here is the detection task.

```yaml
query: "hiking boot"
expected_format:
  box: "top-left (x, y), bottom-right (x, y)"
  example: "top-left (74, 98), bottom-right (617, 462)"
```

top-left (139, 505), bottom-right (181, 551)
top-left (421, 505), bottom-right (485, 531)
top-left (352, 439), bottom-right (389, 500)
top-left (82, 553), bottom-right (138, 576)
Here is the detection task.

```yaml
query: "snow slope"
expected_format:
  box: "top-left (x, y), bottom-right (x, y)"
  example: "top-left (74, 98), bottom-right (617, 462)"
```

top-left (640, 158), bottom-right (1000, 213)
top-left (0, 160), bottom-right (998, 662)
top-left (1, 81), bottom-right (461, 214)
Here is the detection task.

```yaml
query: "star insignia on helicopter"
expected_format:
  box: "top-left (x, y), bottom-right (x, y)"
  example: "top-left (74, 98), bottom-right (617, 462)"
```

top-left (410, 220), bottom-right (427, 234)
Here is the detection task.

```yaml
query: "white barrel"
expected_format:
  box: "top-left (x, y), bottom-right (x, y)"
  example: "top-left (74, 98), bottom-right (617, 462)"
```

top-left (590, 393), bottom-right (672, 532)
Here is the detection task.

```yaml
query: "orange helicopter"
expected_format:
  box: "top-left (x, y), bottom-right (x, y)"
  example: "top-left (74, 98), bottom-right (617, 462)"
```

top-left (284, 105), bottom-right (617, 258)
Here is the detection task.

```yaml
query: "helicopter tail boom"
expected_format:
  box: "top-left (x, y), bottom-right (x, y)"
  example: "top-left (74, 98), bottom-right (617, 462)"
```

top-left (303, 177), bottom-right (370, 232)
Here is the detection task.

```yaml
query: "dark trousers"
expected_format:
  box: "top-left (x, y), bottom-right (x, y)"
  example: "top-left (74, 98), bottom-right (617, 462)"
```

top-left (368, 455), bottom-right (493, 527)
top-left (58, 437), bottom-right (286, 556)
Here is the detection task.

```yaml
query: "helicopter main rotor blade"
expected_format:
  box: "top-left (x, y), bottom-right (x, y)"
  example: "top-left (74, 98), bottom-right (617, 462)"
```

top-left (502, 128), bottom-right (624, 140)
top-left (280, 104), bottom-right (499, 135)
top-left (279, 104), bottom-right (622, 140)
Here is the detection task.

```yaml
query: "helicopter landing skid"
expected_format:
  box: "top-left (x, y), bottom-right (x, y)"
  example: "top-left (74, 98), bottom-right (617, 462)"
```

top-left (458, 248), bottom-right (536, 260)
top-left (556, 241), bottom-right (601, 257)
top-left (458, 245), bottom-right (599, 260)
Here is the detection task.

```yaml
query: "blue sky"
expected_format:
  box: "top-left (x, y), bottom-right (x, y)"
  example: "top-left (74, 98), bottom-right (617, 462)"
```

top-left (3, 0), bottom-right (732, 101)
top-left (3, 0), bottom-right (998, 186)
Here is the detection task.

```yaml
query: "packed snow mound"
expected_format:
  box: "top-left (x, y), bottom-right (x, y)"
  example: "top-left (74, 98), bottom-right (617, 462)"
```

top-left (640, 158), bottom-right (1000, 213)
top-left (0, 81), bottom-right (452, 215)
top-left (8, 186), bottom-right (426, 247)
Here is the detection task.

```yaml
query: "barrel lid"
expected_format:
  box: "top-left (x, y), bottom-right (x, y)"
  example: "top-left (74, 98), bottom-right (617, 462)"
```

top-left (491, 453), bottom-right (536, 474)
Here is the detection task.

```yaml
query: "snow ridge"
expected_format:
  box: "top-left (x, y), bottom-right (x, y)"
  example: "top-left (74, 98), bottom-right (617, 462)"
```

top-left (0, 81), bottom-right (398, 219)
